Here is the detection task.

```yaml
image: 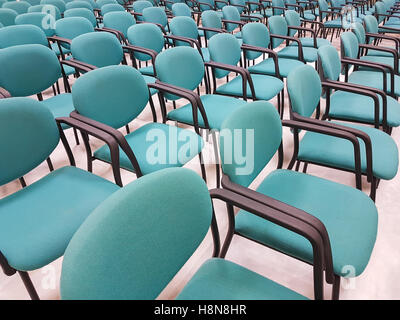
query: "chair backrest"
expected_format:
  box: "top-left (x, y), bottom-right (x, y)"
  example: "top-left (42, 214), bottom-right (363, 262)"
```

top-left (28, 4), bottom-right (61, 20)
top-left (100, 3), bottom-right (124, 15)
top-left (171, 2), bottom-right (190, 16)
top-left (0, 24), bottom-right (48, 48)
top-left (169, 16), bottom-right (198, 46)
top-left (65, 0), bottom-right (93, 10)
top-left (242, 22), bottom-right (270, 60)
top-left (127, 22), bottom-right (164, 61)
top-left (142, 6), bottom-right (167, 28)
top-left (15, 12), bottom-right (56, 36)
top-left (96, 0), bottom-right (117, 7)
top-left (0, 97), bottom-right (60, 186)
top-left (208, 32), bottom-right (241, 78)
top-left (351, 21), bottom-right (366, 44)
top-left (272, 0), bottom-right (285, 15)
top-left (103, 10), bottom-right (135, 38)
top-left (55, 16), bottom-right (94, 46)
top-left (284, 9), bottom-right (300, 36)
top-left (0, 8), bottom-right (17, 26)
top-left (268, 15), bottom-right (288, 48)
top-left (317, 44), bottom-right (341, 81)
top-left (61, 167), bottom-right (212, 300)
top-left (64, 7), bottom-right (97, 26)
top-left (219, 101), bottom-right (282, 187)
top-left (222, 5), bottom-right (240, 32)
top-left (340, 31), bottom-right (359, 59)
top-left (198, 0), bottom-right (214, 11)
top-left (40, 0), bottom-right (66, 13)
top-left (230, 0), bottom-right (246, 14)
top-left (201, 9), bottom-right (222, 39)
top-left (25, 0), bottom-right (42, 5)
top-left (70, 31), bottom-right (123, 67)
top-left (2, 1), bottom-right (31, 14)
top-left (374, 1), bottom-right (385, 23)
top-left (363, 15), bottom-right (378, 43)
top-left (155, 46), bottom-right (204, 100)
top-left (132, 0), bottom-right (152, 21)
top-left (72, 65), bottom-right (149, 128)
top-left (318, 0), bottom-right (329, 20)
top-left (287, 64), bottom-right (321, 118)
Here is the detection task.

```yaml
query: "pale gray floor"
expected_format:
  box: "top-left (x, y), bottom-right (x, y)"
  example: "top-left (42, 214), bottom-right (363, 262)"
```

top-left (0, 33), bottom-right (399, 300)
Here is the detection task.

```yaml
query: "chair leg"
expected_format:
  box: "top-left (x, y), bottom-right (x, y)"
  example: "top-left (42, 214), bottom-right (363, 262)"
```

top-left (73, 127), bottom-right (80, 145)
top-left (219, 204), bottom-right (235, 258)
top-left (198, 152), bottom-right (207, 182)
top-left (332, 274), bottom-right (341, 300)
top-left (18, 271), bottom-right (40, 300)
top-left (211, 130), bottom-right (221, 188)
top-left (302, 162), bottom-right (308, 173)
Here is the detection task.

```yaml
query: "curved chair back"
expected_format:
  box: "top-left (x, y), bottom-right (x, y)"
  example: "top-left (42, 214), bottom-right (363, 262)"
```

top-left (169, 16), bottom-right (199, 46)
top-left (171, 2), bottom-right (190, 16)
top-left (0, 24), bottom-right (48, 48)
top-left (2, 1), bottom-right (31, 14)
top-left (220, 101), bottom-right (282, 187)
top-left (222, 5), bottom-right (240, 32)
top-left (25, 0), bottom-right (42, 5)
top-left (0, 98), bottom-right (60, 186)
top-left (242, 22), bottom-right (270, 60)
top-left (61, 167), bottom-right (212, 299)
top-left (0, 44), bottom-right (61, 96)
top-left (318, 0), bottom-right (329, 20)
top-left (40, 0), bottom-right (66, 13)
top-left (100, 3), bottom-right (124, 15)
top-left (142, 6), bottom-right (168, 29)
top-left (72, 65), bottom-right (149, 129)
top-left (15, 12), bottom-right (56, 36)
top-left (230, 0), bottom-right (246, 14)
top-left (287, 64), bottom-right (321, 118)
top-left (103, 11), bottom-right (135, 38)
top-left (284, 10), bottom-right (301, 36)
top-left (374, 1), bottom-right (385, 23)
top-left (208, 32), bottom-right (241, 78)
top-left (127, 23), bottom-right (164, 61)
top-left (272, 0), bottom-right (285, 15)
top-left (70, 31), bottom-right (123, 68)
top-left (268, 15), bottom-right (288, 48)
top-left (65, 0), bottom-right (93, 10)
top-left (55, 16), bottom-right (94, 49)
top-left (201, 10), bottom-right (222, 39)
top-left (340, 31), bottom-right (359, 59)
top-left (132, 0), bottom-right (153, 21)
top-left (317, 44), bottom-right (341, 81)
top-left (351, 21), bottom-right (366, 44)
top-left (364, 15), bottom-right (379, 34)
top-left (64, 8), bottom-right (97, 26)
top-left (96, 0), bottom-right (117, 7)
top-left (155, 46), bottom-right (204, 100)
top-left (0, 8), bottom-right (18, 26)
top-left (198, 0), bottom-right (214, 11)
top-left (28, 4), bottom-right (61, 20)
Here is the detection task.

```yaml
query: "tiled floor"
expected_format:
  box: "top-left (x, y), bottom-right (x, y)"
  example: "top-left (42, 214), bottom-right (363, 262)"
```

top-left (1, 30), bottom-right (400, 300)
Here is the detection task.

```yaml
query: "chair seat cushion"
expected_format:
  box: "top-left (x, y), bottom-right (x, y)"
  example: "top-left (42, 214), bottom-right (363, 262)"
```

top-left (201, 47), bottom-right (210, 62)
top-left (167, 94), bottom-right (247, 130)
top-left (51, 42), bottom-right (71, 56)
top-left (366, 46), bottom-right (397, 58)
top-left (0, 166), bottom-right (119, 271)
top-left (276, 45), bottom-right (318, 62)
top-left (290, 37), bottom-right (331, 48)
top-left (139, 65), bottom-right (155, 76)
top-left (176, 258), bottom-right (308, 300)
top-left (215, 74), bottom-right (284, 101)
top-left (298, 121), bottom-right (398, 180)
top-left (94, 122), bottom-right (203, 174)
top-left (360, 55), bottom-right (399, 73)
top-left (324, 19), bottom-right (343, 28)
top-left (348, 70), bottom-right (400, 97)
top-left (302, 12), bottom-right (315, 20)
top-left (329, 90), bottom-right (400, 127)
top-left (248, 57), bottom-right (304, 78)
top-left (142, 74), bottom-right (158, 95)
top-left (40, 93), bottom-right (74, 129)
top-left (234, 169), bottom-right (378, 276)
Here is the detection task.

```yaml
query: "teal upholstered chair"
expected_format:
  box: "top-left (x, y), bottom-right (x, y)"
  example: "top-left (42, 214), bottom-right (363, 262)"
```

top-left (286, 64), bottom-right (398, 200)
top-left (340, 31), bottom-right (400, 98)
top-left (15, 12), bottom-right (58, 36)
top-left (28, 4), bottom-right (61, 20)
top-left (221, 5), bottom-right (245, 39)
top-left (200, 9), bottom-right (225, 41)
top-left (317, 0), bottom-right (344, 40)
top-left (0, 8), bottom-right (18, 26)
top-left (0, 97), bottom-right (120, 299)
top-left (142, 6), bottom-right (170, 34)
top-left (219, 100), bottom-right (379, 299)
top-left (96, 0), bottom-right (117, 7)
top-left (64, 8), bottom-right (98, 26)
top-left (61, 167), bottom-right (318, 299)
top-left (100, 2), bottom-right (125, 15)
top-left (318, 44), bottom-right (400, 133)
top-left (65, 0), bottom-right (93, 10)
top-left (25, 0), bottom-right (42, 5)
top-left (103, 10), bottom-right (136, 43)
top-left (0, 24), bottom-right (49, 48)
top-left (131, 0), bottom-right (153, 21)
top-left (40, 0), bottom-right (66, 14)
top-left (68, 65), bottom-right (204, 184)
top-left (2, 1), bottom-right (31, 14)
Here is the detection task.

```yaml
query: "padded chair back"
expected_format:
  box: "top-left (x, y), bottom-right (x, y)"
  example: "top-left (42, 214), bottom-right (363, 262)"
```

top-left (272, 0), bottom-right (285, 15)
top-left (127, 23), bottom-right (163, 61)
top-left (70, 31), bottom-right (123, 67)
top-left (374, 1), bottom-right (385, 23)
top-left (64, 8), bottom-right (97, 26)
top-left (242, 22), bottom-right (270, 60)
top-left (317, 44), bottom-right (341, 81)
top-left (0, 44), bottom-right (61, 96)
top-left (220, 101), bottom-right (282, 187)
top-left (230, 0), bottom-right (246, 14)
top-left (28, 4), bottom-right (61, 20)
top-left (96, 0), bottom-right (117, 7)
top-left (65, 0), bottom-right (93, 10)
top-left (142, 6), bottom-right (167, 28)
top-left (268, 15), bottom-right (288, 48)
top-left (198, 0), bottom-right (214, 11)
top-left (2, 1), bottom-right (31, 14)
top-left (222, 5), bottom-right (240, 32)
top-left (155, 46), bottom-right (204, 100)
top-left (0, 8), bottom-right (17, 26)
top-left (132, 0), bottom-right (152, 21)
top-left (55, 16), bottom-right (94, 49)
top-left (103, 11), bottom-right (135, 38)
top-left (25, 0), bottom-right (42, 5)
top-left (100, 3), bottom-right (124, 15)
top-left (318, 0), bottom-right (329, 20)
top-left (208, 32), bottom-right (241, 78)
top-left (287, 64), bottom-right (321, 118)
top-left (363, 15), bottom-right (378, 44)
top-left (61, 167), bottom-right (212, 300)
top-left (0, 98), bottom-right (60, 186)
top-left (83, 0), bottom-right (99, 9)
top-left (0, 24), bottom-right (48, 48)
top-left (171, 2), bottom-right (190, 16)
top-left (352, 21), bottom-right (366, 44)
top-left (285, 9), bottom-right (301, 37)
top-left (72, 65), bottom-right (149, 128)
top-left (40, 0), bottom-right (66, 13)
top-left (169, 16), bottom-right (198, 46)
top-left (15, 12), bottom-right (56, 36)
top-left (201, 10), bottom-right (222, 39)
top-left (340, 31), bottom-right (359, 59)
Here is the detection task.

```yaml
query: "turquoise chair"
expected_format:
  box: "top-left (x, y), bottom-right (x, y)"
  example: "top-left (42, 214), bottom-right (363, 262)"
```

top-left (40, 0), bottom-right (66, 13)
top-left (15, 12), bottom-right (57, 36)
top-left (218, 100), bottom-right (379, 299)
top-left (64, 7), bottom-right (98, 26)
top-left (287, 64), bottom-right (398, 200)
top-left (229, 0), bottom-right (265, 22)
top-left (68, 65), bottom-right (205, 184)
top-left (100, 2), bottom-right (124, 15)
top-left (221, 5), bottom-right (248, 39)
top-left (200, 9), bottom-right (226, 41)
top-left (318, 44), bottom-right (400, 133)
top-left (0, 97), bottom-right (120, 299)
top-left (196, 0), bottom-right (226, 18)
top-left (0, 24), bottom-right (50, 48)
top-left (171, 2), bottom-right (205, 37)
top-left (207, 33), bottom-right (284, 111)
top-left (103, 10), bottom-right (136, 42)
top-left (2, 1), bottom-right (31, 14)
top-left (28, 4), bottom-right (61, 20)
top-left (340, 31), bottom-right (400, 98)
top-left (60, 167), bottom-right (318, 300)
top-left (131, 0), bottom-right (153, 21)
top-left (65, 0), bottom-right (93, 10)
top-left (142, 6), bottom-right (170, 34)
top-left (25, 0), bottom-right (42, 5)
top-left (317, 0), bottom-right (343, 40)
top-left (96, 0), bottom-right (118, 7)
top-left (0, 8), bottom-right (17, 25)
